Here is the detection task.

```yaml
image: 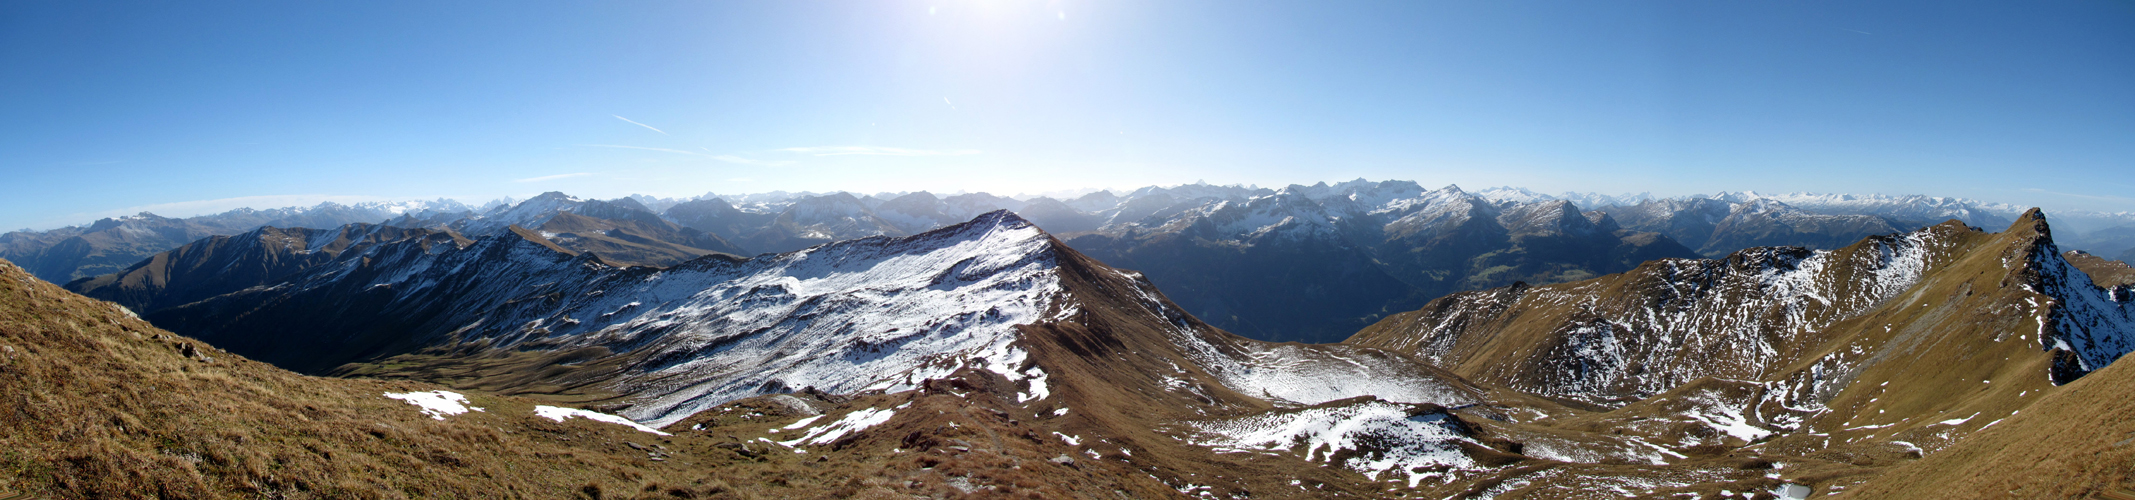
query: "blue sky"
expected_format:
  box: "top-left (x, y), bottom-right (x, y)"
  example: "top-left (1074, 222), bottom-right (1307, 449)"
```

top-left (3, 1), bottom-right (2132, 230)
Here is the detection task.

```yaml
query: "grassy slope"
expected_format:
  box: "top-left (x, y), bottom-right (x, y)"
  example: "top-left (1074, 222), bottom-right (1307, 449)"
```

top-left (1841, 348), bottom-right (2135, 498)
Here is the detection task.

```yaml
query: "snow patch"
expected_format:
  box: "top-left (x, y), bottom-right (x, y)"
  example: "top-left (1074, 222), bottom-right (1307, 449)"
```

top-left (534, 405), bottom-right (671, 435)
top-left (777, 407), bottom-right (896, 447)
top-left (384, 391), bottom-right (483, 420)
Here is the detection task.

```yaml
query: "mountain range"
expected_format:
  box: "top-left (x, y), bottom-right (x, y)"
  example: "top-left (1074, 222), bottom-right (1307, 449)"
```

top-left (0, 200), bottom-right (473, 284)
top-left (19, 191), bottom-right (2135, 497)
top-left (30, 179), bottom-right (2132, 346)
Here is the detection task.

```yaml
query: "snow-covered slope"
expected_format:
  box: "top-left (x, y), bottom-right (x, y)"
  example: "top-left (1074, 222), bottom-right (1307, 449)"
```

top-left (507, 211), bottom-right (1061, 426)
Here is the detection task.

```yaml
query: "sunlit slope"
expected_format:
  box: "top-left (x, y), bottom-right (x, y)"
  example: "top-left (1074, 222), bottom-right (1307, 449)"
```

top-left (1839, 347), bottom-right (2135, 498)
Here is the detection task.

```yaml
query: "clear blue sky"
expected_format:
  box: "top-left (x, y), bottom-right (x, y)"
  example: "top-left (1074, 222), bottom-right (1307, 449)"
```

top-left (4, 1), bottom-right (2132, 230)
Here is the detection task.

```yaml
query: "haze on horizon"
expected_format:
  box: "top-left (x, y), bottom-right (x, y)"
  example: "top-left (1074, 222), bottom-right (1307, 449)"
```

top-left (4, 0), bottom-right (2131, 230)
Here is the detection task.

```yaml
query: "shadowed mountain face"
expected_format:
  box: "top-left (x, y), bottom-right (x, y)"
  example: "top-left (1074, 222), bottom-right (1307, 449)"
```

top-left (64, 224), bottom-right (468, 315)
top-left (62, 197), bottom-right (745, 322)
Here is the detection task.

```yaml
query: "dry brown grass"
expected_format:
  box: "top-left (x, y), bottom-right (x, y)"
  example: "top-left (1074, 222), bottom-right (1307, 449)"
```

top-left (1839, 348), bottom-right (2135, 499)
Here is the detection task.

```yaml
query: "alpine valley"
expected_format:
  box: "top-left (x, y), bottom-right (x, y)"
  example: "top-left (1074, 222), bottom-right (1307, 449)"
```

top-left (4, 179), bottom-right (2134, 499)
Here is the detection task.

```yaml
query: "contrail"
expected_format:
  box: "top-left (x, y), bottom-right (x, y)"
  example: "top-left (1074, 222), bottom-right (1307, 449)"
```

top-left (613, 115), bottom-right (669, 135)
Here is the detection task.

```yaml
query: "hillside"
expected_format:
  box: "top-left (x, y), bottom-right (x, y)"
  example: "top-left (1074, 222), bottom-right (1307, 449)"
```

top-left (2068, 250), bottom-right (2135, 288)
top-left (8, 255), bottom-right (1101, 499)
top-left (1838, 338), bottom-right (2135, 498)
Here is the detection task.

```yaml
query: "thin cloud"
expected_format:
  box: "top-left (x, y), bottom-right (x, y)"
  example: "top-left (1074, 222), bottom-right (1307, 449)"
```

top-left (1841, 28), bottom-right (1872, 35)
top-left (587, 144), bottom-right (800, 166)
top-left (582, 144), bottom-right (702, 155)
top-left (713, 155), bottom-right (797, 167)
top-left (778, 146), bottom-right (982, 157)
top-left (613, 115), bottom-right (669, 135)
top-left (514, 173), bottom-right (593, 183)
